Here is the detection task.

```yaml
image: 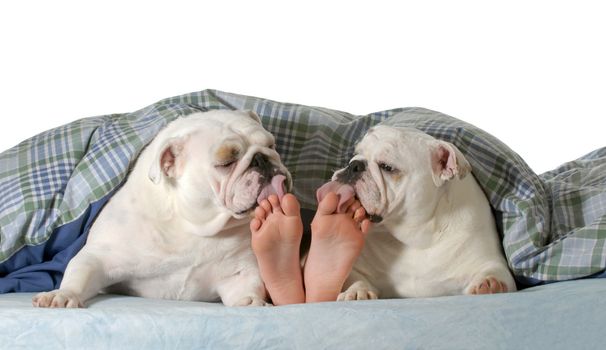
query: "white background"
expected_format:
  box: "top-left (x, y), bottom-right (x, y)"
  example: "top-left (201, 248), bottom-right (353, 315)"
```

top-left (0, 0), bottom-right (604, 174)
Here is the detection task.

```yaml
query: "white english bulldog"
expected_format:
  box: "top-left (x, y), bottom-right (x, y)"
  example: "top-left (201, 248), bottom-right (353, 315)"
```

top-left (33, 110), bottom-right (290, 308)
top-left (318, 125), bottom-right (516, 300)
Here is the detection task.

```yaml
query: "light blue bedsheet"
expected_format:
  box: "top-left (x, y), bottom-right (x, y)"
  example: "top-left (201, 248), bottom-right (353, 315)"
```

top-left (1, 279), bottom-right (603, 349)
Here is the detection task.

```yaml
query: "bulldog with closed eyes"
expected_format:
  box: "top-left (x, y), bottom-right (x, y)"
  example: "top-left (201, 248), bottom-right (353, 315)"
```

top-left (33, 110), bottom-right (290, 308)
top-left (317, 125), bottom-right (516, 300)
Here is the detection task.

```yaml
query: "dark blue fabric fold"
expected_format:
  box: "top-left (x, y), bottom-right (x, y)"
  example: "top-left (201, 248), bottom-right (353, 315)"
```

top-left (0, 195), bottom-right (112, 293)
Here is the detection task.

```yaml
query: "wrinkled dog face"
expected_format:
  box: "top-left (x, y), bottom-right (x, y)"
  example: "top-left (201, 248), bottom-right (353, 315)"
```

top-left (333, 125), bottom-right (470, 225)
top-left (148, 110), bottom-right (291, 218)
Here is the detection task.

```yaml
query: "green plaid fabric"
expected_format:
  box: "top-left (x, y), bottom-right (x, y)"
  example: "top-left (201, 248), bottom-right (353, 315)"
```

top-left (537, 148), bottom-right (606, 279)
top-left (1, 89), bottom-right (605, 283)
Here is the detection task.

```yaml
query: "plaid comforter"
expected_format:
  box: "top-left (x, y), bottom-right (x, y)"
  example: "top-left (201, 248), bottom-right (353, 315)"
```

top-left (1, 89), bottom-right (605, 292)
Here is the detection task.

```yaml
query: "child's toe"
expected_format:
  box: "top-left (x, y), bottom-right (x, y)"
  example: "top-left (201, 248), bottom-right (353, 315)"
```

top-left (260, 199), bottom-right (272, 214)
top-left (255, 205), bottom-right (268, 221)
top-left (268, 195), bottom-right (282, 214)
top-left (250, 218), bottom-right (262, 232)
top-left (353, 207), bottom-right (366, 221)
top-left (281, 193), bottom-right (301, 217)
top-left (317, 192), bottom-right (339, 215)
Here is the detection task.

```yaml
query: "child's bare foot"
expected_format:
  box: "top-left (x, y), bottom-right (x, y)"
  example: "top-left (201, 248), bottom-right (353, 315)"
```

top-left (250, 194), bottom-right (305, 305)
top-left (304, 192), bottom-right (371, 302)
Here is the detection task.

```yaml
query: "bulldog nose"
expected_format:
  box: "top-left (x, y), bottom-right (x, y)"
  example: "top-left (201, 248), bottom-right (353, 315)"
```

top-left (336, 159), bottom-right (367, 185)
top-left (251, 152), bottom-right (270, 169)
top-left (349, 160), bottom-right (366, 173)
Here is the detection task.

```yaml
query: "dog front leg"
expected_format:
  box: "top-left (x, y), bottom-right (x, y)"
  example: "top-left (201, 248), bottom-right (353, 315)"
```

top-left (32, 248), bottom-right (112, 308)
top-left (337, 270), bottom-right (379, 301)
top-left (217, 270), bottom-right (268, 307)
top-left (464, 261), bottom-right (517, 295)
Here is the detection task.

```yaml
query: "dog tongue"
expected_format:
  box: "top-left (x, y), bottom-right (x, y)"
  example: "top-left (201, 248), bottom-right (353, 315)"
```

top-left (257, 174), bottom-right (287, 204)
top-left (316, 181), bottom-right (355, 213)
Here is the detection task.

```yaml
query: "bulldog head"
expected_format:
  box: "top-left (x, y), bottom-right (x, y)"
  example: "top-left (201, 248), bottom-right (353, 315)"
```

top-left (147, 110), bottom-right (291, 223)
top-left (317, 125), bottom-right (470, 228)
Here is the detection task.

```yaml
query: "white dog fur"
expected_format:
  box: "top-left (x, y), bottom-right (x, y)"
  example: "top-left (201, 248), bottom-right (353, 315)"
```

top-left (33, 110), bottom-right (290, 308)
top-left (322, 125), bottom-right (516, 300)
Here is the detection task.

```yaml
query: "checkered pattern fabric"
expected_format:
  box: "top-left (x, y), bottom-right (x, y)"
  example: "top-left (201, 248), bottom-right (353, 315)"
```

top-left (1, 89), bottom-right (605, 283)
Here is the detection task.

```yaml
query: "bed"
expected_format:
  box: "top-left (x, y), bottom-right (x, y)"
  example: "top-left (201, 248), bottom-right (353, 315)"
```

top-left (1, 279), bottom-right (605, 349)
top-left (1, 89), bottom-right (605, 349)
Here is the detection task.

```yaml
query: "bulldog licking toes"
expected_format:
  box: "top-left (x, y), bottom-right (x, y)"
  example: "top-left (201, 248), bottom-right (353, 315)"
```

top-left (33, 110), bottom-right (290, 308)
top-left (317, 125), bottom-right (516, 300)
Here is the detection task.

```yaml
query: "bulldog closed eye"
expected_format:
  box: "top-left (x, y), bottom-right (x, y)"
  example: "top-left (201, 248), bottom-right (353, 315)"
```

top-left (32, 110), bottom-right (291, 308)
top-left (320, 125), bottom-right (516, 300)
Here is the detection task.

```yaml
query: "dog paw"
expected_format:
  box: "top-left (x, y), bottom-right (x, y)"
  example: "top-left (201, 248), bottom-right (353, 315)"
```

top-left (337, 282), bottom-right (378, 301)
top-left (32, 290), bottom-right (83, 308)
top-left (468, 276), bottom-right (508, 295)
top-left (232, 296), bottom-right (270, 307)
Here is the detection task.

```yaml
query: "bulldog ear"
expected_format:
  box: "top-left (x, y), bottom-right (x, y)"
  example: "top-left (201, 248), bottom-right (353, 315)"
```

top-left (246, 110), bottom-right (262, 124)
top-left (431, 141), bottom-right (471, 187)
top-left (148, 137), bottom-right (187, 184)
